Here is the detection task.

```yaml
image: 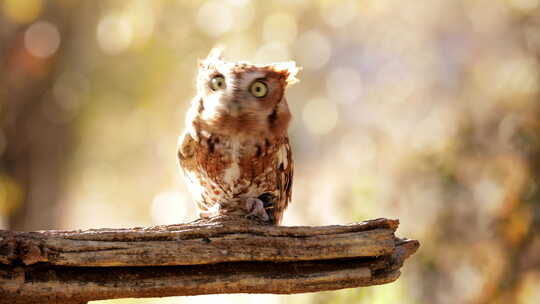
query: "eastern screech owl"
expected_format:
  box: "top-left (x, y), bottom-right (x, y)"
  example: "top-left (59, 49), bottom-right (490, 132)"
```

top-left (177, 48), bottom-right (299, 225)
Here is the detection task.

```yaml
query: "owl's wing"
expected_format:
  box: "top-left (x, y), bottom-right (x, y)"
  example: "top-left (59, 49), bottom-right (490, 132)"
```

top-left (177, 131), bottom-right (197, 172)
top-left (178, 131), bottom-right (213, 216)
top-left (273, 137), bottom-right (293, 224)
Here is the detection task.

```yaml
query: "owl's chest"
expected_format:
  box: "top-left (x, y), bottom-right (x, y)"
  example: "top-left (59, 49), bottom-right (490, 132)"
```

top-left (190, 134), bottom-right (282, 202)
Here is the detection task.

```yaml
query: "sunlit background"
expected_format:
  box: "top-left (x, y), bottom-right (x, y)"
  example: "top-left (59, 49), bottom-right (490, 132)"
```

top-left (1, 0), bottom-right (540, 303)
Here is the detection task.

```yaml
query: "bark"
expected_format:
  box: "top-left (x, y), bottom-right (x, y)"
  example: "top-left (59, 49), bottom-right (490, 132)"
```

top-left (0, 217), bottom-right (419, 304)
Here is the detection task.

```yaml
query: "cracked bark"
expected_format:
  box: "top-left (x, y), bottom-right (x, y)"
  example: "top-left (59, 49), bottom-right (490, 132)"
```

top-left (0, 217), bottom-right (419, 304)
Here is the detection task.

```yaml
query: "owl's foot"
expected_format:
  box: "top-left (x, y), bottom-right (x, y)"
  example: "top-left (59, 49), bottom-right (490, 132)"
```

top-left (245, 198), bottom-right (270, 222)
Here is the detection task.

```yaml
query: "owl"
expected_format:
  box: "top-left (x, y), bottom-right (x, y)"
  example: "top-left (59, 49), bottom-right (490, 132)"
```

top-left (177, 48), bottom-right (299, 225)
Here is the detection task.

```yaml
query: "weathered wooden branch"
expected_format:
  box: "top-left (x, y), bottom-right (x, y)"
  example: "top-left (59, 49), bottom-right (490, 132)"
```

top-left (0, 217), bottom-right (419, 304)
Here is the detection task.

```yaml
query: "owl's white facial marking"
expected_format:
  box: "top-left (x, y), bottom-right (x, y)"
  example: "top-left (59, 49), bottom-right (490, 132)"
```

top-left (237, 71), bottom-right (266, 90)
top-left (223, 136), bottom-right (241, 186)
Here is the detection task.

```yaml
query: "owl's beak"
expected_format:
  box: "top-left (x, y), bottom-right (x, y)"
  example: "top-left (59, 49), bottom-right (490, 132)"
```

top-left (229, 101), bottom-right (240, 117)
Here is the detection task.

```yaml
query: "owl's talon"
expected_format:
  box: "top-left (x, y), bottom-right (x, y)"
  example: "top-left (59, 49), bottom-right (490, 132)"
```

top-left (245, 198), bottom-right (270, 221)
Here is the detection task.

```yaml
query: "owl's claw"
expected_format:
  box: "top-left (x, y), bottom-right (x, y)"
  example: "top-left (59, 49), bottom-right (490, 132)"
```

top-left (245, 198), bottom-right (270, 221)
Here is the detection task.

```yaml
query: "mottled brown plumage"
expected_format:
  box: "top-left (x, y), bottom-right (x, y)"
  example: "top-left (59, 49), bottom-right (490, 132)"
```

top-left (178, 48), bottom-right (298, 224)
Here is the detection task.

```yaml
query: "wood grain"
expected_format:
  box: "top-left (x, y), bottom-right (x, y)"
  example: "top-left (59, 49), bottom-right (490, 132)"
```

top-left (0, 217), bottom-right (419, 304)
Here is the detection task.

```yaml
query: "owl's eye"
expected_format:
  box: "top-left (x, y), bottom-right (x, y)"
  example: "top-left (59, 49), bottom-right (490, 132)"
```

top-left (210, 75), bottom-right (226, 91)
top-left (249, 80), bottom-right (268, 98)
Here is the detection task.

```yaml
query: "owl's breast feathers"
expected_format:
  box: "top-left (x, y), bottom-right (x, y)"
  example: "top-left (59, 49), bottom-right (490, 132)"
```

top-left (178, 130), bottom-right (293, 224)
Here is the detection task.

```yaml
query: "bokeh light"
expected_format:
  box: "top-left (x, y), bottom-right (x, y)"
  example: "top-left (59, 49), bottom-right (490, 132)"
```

top-left (97, 14), bottom-right (133, 55)
top-left (52, 71), bottom-right (90, 114)
top-left (24, 21), bottom-right (61, 58)
top-left (325, 67), bottom-right (363, 105)
top-left (319, 0), bottom-right (358, 28)
top-left (196, 1), bottom-right (234, 37)
top-left (1, 1), bottom-right (539, 304)
top-left (0, 176), bottom-right (22, 219)
top-left (302, 97), bottom-right (339, 135)
top-left (263, 13), bottom-right (298, 45)
top-left (294, 30), bottom-right (332, 70)
top-left (2, 0), bottom-right (43, 24)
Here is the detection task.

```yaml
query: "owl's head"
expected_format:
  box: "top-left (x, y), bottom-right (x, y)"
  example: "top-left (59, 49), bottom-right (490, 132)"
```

top-left (192, 48), bottom-right (299, 137)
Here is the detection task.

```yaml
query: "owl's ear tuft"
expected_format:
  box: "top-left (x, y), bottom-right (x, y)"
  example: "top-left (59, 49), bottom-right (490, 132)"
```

top-left (199, 46), bottom-right (225, 68)
top-left (206, 46), bottom-right (225, 61)
top-left (270, 61), bottom-right (301, 86)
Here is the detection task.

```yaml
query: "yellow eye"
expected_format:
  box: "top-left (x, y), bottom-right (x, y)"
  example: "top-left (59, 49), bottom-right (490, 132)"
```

top-left (250, 80), bottom-right (268, 98)
top-left (210, 75), bottom-right (225, 91)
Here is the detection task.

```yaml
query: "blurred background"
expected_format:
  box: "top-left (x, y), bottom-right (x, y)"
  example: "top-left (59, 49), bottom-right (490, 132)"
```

top-left (1, 0), bottom-right (539, 303)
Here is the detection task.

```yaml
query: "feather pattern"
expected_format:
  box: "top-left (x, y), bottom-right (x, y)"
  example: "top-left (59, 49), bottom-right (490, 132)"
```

top-left (177, 48), bottom-right (298, 225)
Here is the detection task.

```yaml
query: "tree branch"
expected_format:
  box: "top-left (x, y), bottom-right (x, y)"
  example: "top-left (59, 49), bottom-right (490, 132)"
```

top-left (0, 217), bottom-right (419, 304)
